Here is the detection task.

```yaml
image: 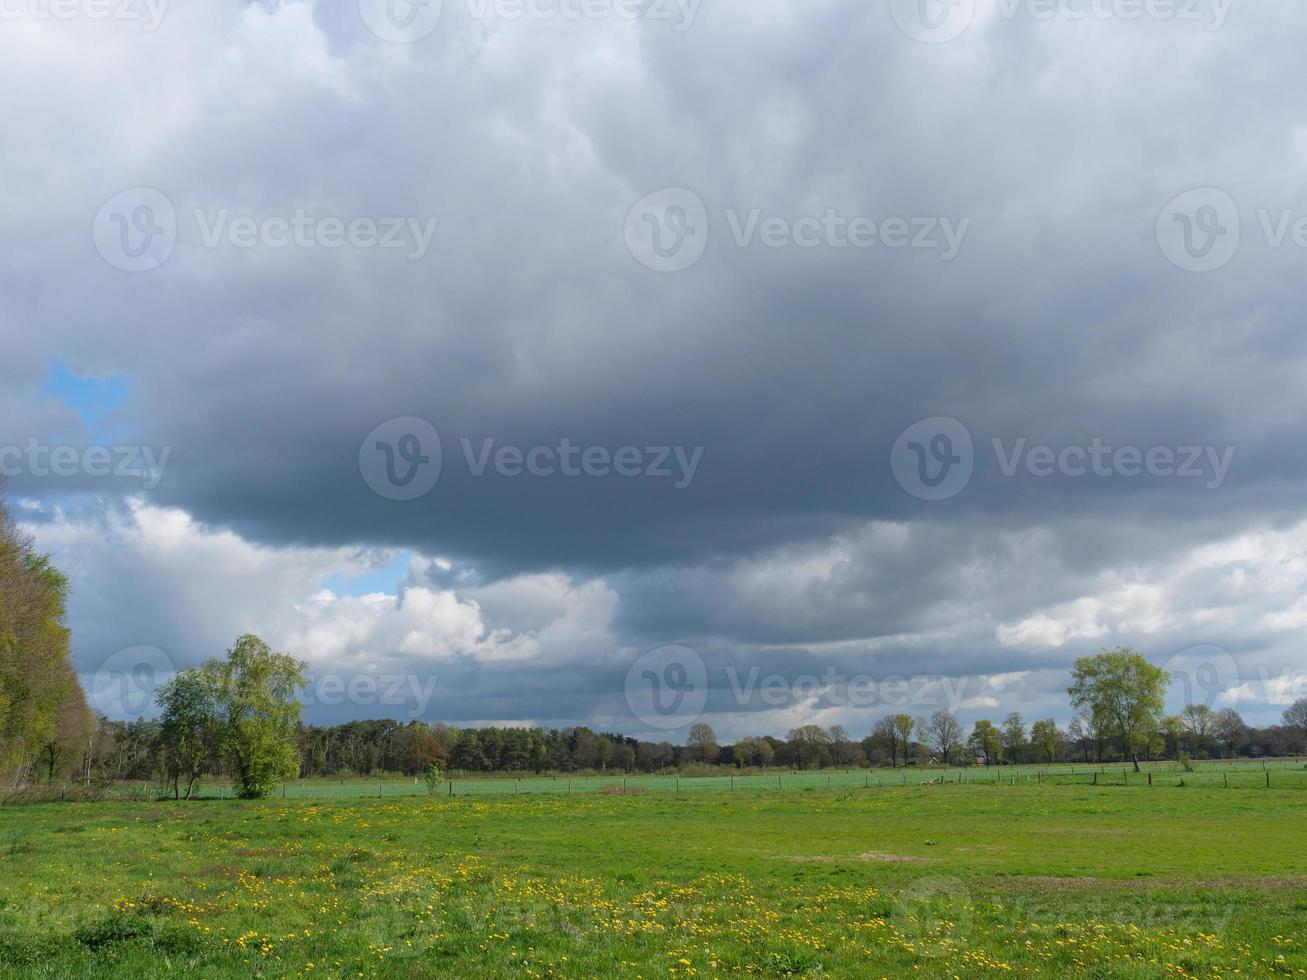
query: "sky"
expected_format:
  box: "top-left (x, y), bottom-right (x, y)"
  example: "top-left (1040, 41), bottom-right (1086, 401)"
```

top-left (3, 0), bottom-right (1306, 740)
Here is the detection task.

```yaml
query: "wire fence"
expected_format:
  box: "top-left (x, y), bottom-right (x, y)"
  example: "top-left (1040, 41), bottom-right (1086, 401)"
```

top-left (112, 757), bottom-right (1307, 801)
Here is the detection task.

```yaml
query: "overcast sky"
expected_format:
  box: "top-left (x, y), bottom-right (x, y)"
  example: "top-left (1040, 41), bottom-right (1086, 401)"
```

top-left (3, 0), bottom-right (1306, 739)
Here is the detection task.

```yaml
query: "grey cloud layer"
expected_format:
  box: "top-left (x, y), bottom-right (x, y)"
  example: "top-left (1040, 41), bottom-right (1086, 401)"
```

top-left (4, 0), bottom-right (1307, 733)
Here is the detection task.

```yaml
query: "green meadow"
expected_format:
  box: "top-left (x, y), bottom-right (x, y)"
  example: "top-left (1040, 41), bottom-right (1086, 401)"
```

top-left (2, 774), bottom-right (1305, 977)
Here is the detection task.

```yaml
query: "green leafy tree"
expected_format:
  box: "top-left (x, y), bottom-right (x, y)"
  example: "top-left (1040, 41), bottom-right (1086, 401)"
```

top-left (0, 501), bottom-right (88, 786)
top-left (1029, 718), bottom-right (1059, 764)
top-left (969, 719), bottom-right (1002, 765)
top-left (872, 714), bottom-right (916, 767)
top-left (156, 667), bottom-right (222, 799)
top-left (211, 635), bottom-right (308, 798)
top-left (1213, 707), bottom-right (1246, 759)
top-left (786, 725), bottom-right (833, 769)
top-left (1068, 647), bottom-right (1168, 772)
top-left (1000, 712), bottom-right (1027, 764)
top-left (891, 714), bottom-right (915, 759)
top-left (1180, 703), bottom-right (1217, 757)
top-left (424, 763), bottom-right (444, 794)
top-left (686, 723), bottom-right (718, 764)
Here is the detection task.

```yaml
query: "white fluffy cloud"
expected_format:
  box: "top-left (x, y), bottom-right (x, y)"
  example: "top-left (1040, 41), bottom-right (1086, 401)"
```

top-left (21, 499), bottom-right (622, 720)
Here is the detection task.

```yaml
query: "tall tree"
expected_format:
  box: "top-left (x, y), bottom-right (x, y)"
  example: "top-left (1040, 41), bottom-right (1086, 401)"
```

top-left (1068, 647), bottom-right (1169, 772)
top-left (871, 716), bottom-right (899, 766)
top-left (1000, 713), bottom-right (1027, 764)
top-left (1180, 703), bottom-right (1217, 757)
top-left (0, 499), bottom-right (88, 787)
top-left (686, 722), bottom-right (718, 764)
top-left (1029, 718), bottom-right (1059, 764)
top-left (156, 667), bottom-right (222, 799)
top-left (1213, 707), bottom-right (1246, 759)
top-left (212, 634), bottom-right (308, 798)
top-left (787, 725), bottom-right (832, 769)
top-left (969, 719), bottom-right (1001, 765)
top-left (925, 709), bottom-right (963, 765)
top-left (1283, 699), bottom-right (1307, 737)
top-left (827, 725), bottom-right (854, 766)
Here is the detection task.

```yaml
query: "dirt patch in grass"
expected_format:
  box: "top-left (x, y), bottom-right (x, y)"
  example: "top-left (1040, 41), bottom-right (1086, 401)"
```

top-left (787, 851), bottom-right (926, 864)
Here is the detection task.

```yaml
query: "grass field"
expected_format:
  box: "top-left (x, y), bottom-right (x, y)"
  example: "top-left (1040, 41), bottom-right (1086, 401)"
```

top-left (2, 777), bottom-right (1306, 977)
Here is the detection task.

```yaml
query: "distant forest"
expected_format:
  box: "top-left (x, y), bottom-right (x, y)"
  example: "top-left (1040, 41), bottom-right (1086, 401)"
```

top-left (91, 710), bottom-right (1307, 785)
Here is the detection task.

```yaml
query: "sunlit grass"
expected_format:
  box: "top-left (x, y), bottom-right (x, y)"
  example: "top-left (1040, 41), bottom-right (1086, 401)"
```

top-left (1, 782), bottom-right (1305, 977)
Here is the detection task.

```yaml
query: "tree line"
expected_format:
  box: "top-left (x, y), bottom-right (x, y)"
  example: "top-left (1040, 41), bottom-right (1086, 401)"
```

top-left (85, 650), bottom-right (1307, 796)
top-left (7, 497), bottom-right (1307, 797)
